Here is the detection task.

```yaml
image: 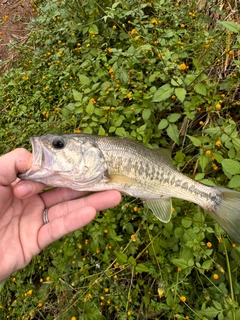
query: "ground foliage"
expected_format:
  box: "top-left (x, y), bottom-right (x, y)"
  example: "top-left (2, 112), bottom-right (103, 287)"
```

top-left (0, 0), bottom-right (240, 319)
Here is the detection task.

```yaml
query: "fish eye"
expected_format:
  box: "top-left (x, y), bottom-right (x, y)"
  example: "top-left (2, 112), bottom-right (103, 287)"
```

top-left (52, 137), bottom-right (65, 149)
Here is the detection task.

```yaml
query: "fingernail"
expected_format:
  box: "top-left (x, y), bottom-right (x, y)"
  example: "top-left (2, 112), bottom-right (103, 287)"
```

top-left (15, 182), bottom-right (33, 198)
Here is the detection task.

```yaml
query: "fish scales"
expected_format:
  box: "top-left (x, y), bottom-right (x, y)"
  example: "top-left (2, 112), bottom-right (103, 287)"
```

top-left (19, 133), bottom-right (240, 243)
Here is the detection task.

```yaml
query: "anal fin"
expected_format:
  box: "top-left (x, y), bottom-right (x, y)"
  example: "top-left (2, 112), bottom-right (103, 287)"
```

top-left (145, 198), bottom-right (173, 223)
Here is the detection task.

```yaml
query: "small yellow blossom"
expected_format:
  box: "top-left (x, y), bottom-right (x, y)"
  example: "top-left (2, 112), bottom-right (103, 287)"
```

top-left (180, 296), bottom-right (186, 302)
top-left (113, 25), bottom-right (117, 29)
top-left (180, 24), bottom-right (185, 28)
top-left (131, 234), bottom-right (135, 241)
top-left (90, 98), bottom-right (96, 104)
top-left (46, 276), bottom-right (50, 281)
top-left (126, 93), bottom-right (132, 99)
top-left (38, 302), bottom-right (43, 307)
top-left (179, 63), bottom-right (188, 70)
top-left (131, 29), bottom-right (137, 35)
top-left (215, 103), bottom-right (221, 110)
top-left (213, 273), bottom-right (219, 280)
top-left (151, 19), bottom-right (158, 25)
top-left (87, 293), bottom-right (92, 299)
top-left (207, 242), bottom-right (212, 248)
top-left (213, 165), bottom-right (218, 171)
top-left (178, 267), bottom-right (182, 272)
top-left (232, 243), bottom-right (237, 248)
top-left (215, 140), bottom-right (221, 147)
top-left (205, 150), bottom-right (211, 155)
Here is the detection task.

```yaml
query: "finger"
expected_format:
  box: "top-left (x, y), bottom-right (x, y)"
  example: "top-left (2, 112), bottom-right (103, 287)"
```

top-left (38, 207), bottom-right (96, 248)
top-left (46, 190), bottom-right (121, 221)
top-left (13, 180), bottom-right (47, 198)
top-left (0, 148), bottom-right (32, 185)
top-left (39, 187), bottom-right (92, 208)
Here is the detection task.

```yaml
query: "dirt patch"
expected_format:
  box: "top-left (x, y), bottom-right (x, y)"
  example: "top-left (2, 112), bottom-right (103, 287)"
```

top-left (0, 0), bottom-right (36, 71)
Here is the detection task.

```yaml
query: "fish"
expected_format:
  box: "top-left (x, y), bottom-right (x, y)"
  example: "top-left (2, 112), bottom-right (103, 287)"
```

top-left (19, 133), bottom-right (240, 243)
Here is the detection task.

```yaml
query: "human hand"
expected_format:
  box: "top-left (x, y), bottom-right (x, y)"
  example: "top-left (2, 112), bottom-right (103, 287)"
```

top-left (0, 148), bottom-right (121, 282)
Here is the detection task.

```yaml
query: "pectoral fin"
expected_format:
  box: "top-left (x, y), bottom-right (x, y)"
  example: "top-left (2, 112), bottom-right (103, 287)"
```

top-left (109, 174), bottom-right (135, 184)
top-left (145, 198), bottom-right (173, 223)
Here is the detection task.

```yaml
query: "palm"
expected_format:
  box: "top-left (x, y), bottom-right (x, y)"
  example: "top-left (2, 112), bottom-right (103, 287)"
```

top-left (0, 184), bottom-right (44, 278)
top-left (0, 149), bottom-right (121, 281)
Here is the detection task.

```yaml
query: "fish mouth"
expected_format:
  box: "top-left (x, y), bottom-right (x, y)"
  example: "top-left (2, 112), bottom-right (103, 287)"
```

top-left (19, 137), bottom-right (53, 180)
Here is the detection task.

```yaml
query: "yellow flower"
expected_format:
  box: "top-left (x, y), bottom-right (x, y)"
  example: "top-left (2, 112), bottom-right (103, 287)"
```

top-left (151, 19), bottom-right (158, 25)
top-left (213, 273), bottom-right (219, 280)
top-left (38, 302), bottom-right (43, 307)
top-left (205, 150), bottom-right (211, 155)
top-left (126, 93), bottom-right (132, 99)
top-left (215, 140), bottom-right (221, 147)
top-left (179, 63), bottom-right (188, 70)
top-left (113, 25), bottom-right (117, 29)
top-left (131, 29), bottom-right (137, 35)
top-left (90, 98), bottom-right (96, 104)
top-left (180, 296), bottom-right (186, 302)
top-left (131, 234), bottom-right (135, 241)
top-left (207, 242), bottom-right (212, 248)
top-left (215, 103), bottom-right (221, 110)
top-left (180, 24), bottom-right (185, 28)
top-left (46, 276), bottom-right (50, 281)
top-left (109, 68), bottom-right (114, 73)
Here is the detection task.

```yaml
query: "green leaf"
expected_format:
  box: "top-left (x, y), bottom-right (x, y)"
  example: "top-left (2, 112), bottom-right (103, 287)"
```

top-left (115, 251), bottom-right (128, 264)
top-left (115, 127), bottom-right (127, 137)
top-left (181, 218), bottom-right (192, 228)
top-left (142, 109), bottom-right (151, 121)
top-left (98, 126), bottom-right (105, 136)
top-left (202, 260), bottom-right (212, 270)
top-left (89, 24), bottom-right (99, 34)
top-left (136, 263), bottom-right (149, 273)
top-left (166, 123), bottom-right (179, 144)
top-left (199, 154), bottom-right (209, 172)
top-left (78, 75), bottom-right (90, 85)
top-left (153, 84), bottom-right (174, 102)
top-left (72, 89), bottom-right (83, 101)
top-left (198, 307), bottom-right (221, 318)
top-left (222, 159), bottom-right (240, 176)
top-left (171, 258), bottom-right (189, 269)
top-left (187, 135), bottom-right (202, 147)
top-left (194, 83), bottom-right (207, 96)
top-left (128, 256), bottom-right (136, 266)
top-left (158, 119), bottom-right (169, 130)
top-left (167, 113), bottom-right (181, 123)
top-left (86, 102), bottom-right (94, 116)
top-left (228, 175), bottom-right (240, 188)
top-left (175, 88), bottom-right (186, 102)
top-left (217, 20), bottom-right (240, 33)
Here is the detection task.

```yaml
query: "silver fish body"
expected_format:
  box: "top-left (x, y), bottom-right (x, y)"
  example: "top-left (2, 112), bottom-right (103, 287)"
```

top-left (19, 134), bottom-right (240, 243)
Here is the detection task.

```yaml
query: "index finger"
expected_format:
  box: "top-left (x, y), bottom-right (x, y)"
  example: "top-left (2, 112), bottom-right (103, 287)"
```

top-left (0, 148), bottom-right (32, 185)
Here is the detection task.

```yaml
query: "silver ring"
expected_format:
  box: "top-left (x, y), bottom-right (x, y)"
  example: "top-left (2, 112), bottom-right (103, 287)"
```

top-left (43, 208), bottom-right (49, 224)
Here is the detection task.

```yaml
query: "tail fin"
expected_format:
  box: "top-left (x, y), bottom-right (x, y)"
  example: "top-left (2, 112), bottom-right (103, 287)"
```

top-left (208, 187), bottom-right (240, 243)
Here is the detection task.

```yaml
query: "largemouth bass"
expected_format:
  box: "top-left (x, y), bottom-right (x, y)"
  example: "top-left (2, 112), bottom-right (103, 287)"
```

top-left (19, 134), bottom-right (240, 243)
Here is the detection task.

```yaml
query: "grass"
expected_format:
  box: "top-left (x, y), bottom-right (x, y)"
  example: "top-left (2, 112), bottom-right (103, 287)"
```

top-left (0, 0), bottom-right (240, 319)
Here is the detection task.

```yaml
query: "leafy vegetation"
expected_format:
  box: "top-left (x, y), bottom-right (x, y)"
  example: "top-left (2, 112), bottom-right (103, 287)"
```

top-left (0, 0), bottom-right (240, 319)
